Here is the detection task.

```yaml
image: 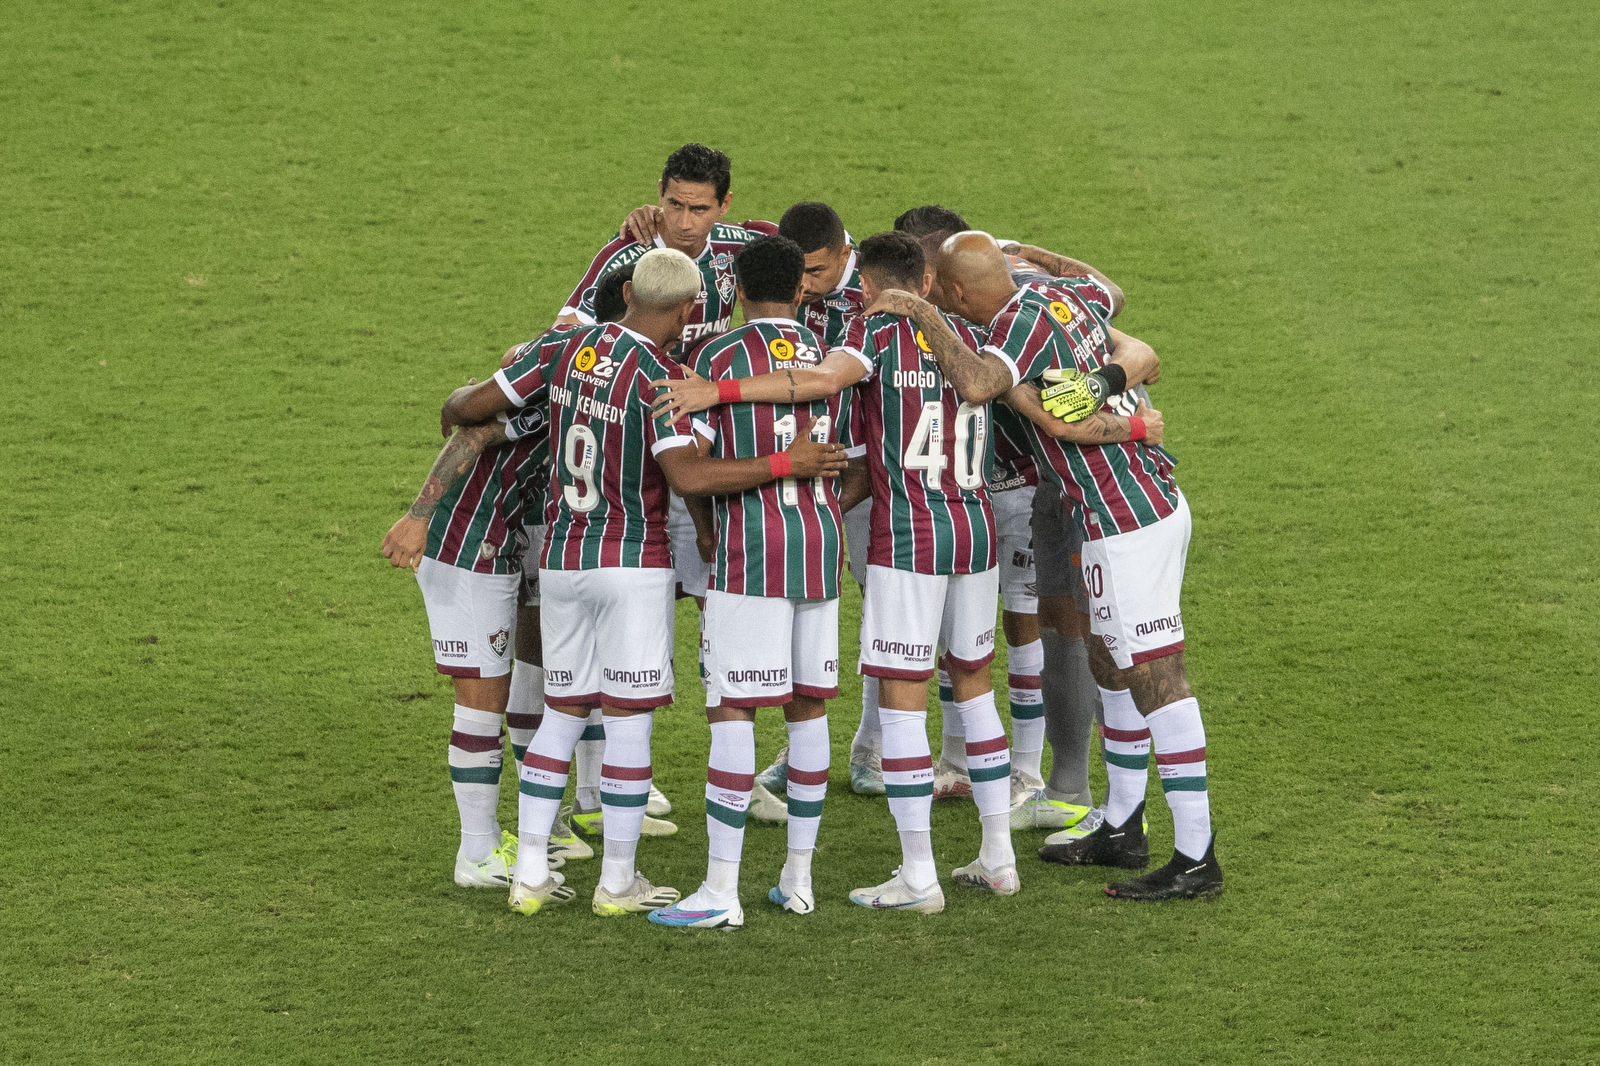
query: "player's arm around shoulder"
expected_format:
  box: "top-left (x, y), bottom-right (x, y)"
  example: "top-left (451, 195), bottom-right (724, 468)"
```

top-left (1005, 382), bottom-right (1163, 447)
top-left (648, 347), bottom-right (866, 421)
top-left (381, 418), bottom-right (508, 571)
top-left (871, 288), bottom-right (1014, 405)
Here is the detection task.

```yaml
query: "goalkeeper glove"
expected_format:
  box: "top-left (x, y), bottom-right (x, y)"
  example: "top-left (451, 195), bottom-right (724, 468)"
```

top-left (1039, 363), bottom-right (1128, 423)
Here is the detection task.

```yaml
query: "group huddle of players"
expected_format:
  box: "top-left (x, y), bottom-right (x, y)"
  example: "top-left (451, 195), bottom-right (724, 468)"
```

top-left (380, 143), bottom-right (1223, 927)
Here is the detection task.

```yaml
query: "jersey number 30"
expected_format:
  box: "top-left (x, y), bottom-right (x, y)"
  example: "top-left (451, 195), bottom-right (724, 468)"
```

top-left (904, 401), bottom-right (986, 490)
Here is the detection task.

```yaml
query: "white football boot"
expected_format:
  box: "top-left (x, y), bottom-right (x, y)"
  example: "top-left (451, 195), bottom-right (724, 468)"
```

top-left (1009, 778), bottom-right (1093, 831)
top-left (592, 873), bottom-right (681, 916)
top-left (848, 747), bottom-right (886, 796)
top-left (952, 857), bottom-right (1021, 896)
top-left (931, 759), bottom-right (973, 801)
top-left (453, 830), bottom-right (520, 887)
top-left (748, 781), bottom-right (789, 823)
top-left (646, 785), bottom-right (673, 817)
top-left (549, 807), bottom-right (594, 862)
top-left (768, 874), bottom-right (815, 915)
top-left (508, 869), bottom-right (573, 915)
top-left (848, 869), bottom-right (945, 914)
top-left (646, 885), bottom-right (744, 929)
top-left (1042, 806), bottom-right (1108, 848)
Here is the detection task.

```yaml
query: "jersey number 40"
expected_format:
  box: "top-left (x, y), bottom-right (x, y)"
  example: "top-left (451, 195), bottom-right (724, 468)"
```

top-left (904, 402), bottom-right (987, 491)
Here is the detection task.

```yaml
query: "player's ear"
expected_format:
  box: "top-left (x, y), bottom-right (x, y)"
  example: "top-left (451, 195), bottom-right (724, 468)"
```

top-left (919, 269), bottom-right (935, 300)
top-left (792, 281), bottom-right (805, 305)
top-left (622, 280), bottom-right (635, 308)
top-left (715, 192), bottom-right (730, 219)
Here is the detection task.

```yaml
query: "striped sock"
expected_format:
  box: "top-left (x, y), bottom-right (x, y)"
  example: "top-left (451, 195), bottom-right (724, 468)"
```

top-left (785, 715), bottom-right (829, 854)
top-left (880, 708), bottom-right (935, 888)
top-left (449, 706), bottom-right (504, 862)
top-left (704, 719), bottom-right (755, 902)
top-left (1006, 639), bottom-right (1045, 781)
top-left (505, 662), bottom-right (543, 764)
top-left (937, 668), bottom-right (965, 768)
top-left (516, 706), bottom-right (586, 887)
top-left (850, 676), bottom-right (881, 755)
top-left (957, 691), bottom-right (1015, 869)
top-left (575, 708), bottom-right (605, 810)
top-left (1100, 687), bottom-right (1150, 828)
top-left (599, 712), bottom-right (654, 893)
top-left (1146, 697), bottom-right (1211, 859)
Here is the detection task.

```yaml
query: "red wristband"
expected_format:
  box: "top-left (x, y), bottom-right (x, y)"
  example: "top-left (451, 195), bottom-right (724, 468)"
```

top-left (768, 451), bottom-right (793, 478)
top-left (717, 379), bottom-right (742, 404)
top-left (1128, 416), bottom-right (1147, 442)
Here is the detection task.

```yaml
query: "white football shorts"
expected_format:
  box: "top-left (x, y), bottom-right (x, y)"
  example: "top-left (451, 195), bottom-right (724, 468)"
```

top-left (991, 485), bottom-right (1038, 614)
top-left (539, 567), bottom-right (676, 709)
top-left (703, 591), bottom-right (839, 709)
top-left (1082, 493), bottom-right (1191, 670)
top-left (858, 564), bottom-right (1000, 681)
top-left (415, 556), bottom-right (519, 679)
top-left (668, 494), bottom-right (710, 600)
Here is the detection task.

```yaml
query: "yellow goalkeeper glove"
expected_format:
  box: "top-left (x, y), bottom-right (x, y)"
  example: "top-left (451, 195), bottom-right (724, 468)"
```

top-left (1040, 368), bottom-right (1111, 423)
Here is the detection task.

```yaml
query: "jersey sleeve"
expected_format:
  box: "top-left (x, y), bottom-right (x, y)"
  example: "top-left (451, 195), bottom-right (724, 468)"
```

top-left (840, 315), bottom-right (874, 377)
top-left (740, 219), bottom-right (780, 235)
top-left (982, 302), bottom-right (1057, 384)
top-left (493, 337), bottom-right (553, 406)
top-left (838, 385), bottom-right (866, 459)
top-left (560, 234), bottom-right (640, 323)
top-left (502, 406), bottom-right (544, 441)
top-left (639, 358), bottom-right (699, 457)
top-left (1056, 275), bottom-right (1115, 329)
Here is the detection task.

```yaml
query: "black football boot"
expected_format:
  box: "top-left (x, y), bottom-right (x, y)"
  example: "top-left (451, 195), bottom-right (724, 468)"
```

top-left (1037, 801), bottom-right (1149, 869)
top-left (1104, 834), bottom-right (1223, 900)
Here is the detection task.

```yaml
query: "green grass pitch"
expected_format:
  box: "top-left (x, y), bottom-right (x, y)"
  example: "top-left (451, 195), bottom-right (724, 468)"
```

top-left (3, 0), bottom-right (1597, 1062)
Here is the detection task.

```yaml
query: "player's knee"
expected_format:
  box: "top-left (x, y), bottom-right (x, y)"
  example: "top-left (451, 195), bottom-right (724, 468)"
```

top-left (785, 695), bottom-right (827, 722)
top-left (453, 674), bottom-right (512, 715)
top-left (1124, 650), bottom-right (1192, 712)
top-left (1001, 610), bottom-right (1039, 646)
top-left (516, 605), bottom-right (542, 664)
top-left (1084, 637), bottom-right (1123, 690)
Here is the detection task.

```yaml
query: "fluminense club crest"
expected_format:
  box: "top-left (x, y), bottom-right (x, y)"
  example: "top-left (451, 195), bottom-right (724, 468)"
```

top-left (488, 627), bottom-right (510, 657)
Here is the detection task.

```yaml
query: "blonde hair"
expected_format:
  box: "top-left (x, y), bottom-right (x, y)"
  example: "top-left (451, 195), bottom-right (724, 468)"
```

top-left (629, 248), bottom-right (702, 309)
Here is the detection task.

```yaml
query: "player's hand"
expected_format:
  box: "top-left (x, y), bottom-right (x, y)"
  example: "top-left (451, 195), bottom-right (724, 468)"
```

top-left (865, 288), bottom-right (927, 319)
top-left (997, 240), bottom-right (1022, 255)
top-left (1039, 368), bottom-right (1107, 423)
top-left (623, 205), bottom-right (663, 245)
top-left (381, 515), bottom-right (428, 572)
top-left (650, 370), bottom-right (719, 420)
top-left (500, 345), bottom-right (522, 369)
top-left (1135, 403), bottom-right (1164, 446)
top-left (785, 418), bottom-right (850, 479)
top-left (440, 378), bottom-right (479, 437)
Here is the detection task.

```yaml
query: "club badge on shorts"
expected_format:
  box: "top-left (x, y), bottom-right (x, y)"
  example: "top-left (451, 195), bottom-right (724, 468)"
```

top-left (488, 627), bottom-right (510, 658)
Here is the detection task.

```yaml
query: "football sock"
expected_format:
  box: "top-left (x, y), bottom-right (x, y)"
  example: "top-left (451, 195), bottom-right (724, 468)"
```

top-left (1146, 697), bottom-right (1212, 860)
top-left (781, 847), bottom-right (813, 894)
top-left (956, 691), bottom-right (1015, 869)
top-left (937, 668), bottom-right (966, 768)
top-left (880, 707), bottom-right (935, 888)
top-left (851, 676), bottom-right (882, 756)
top-left (505, 663), bottom-right (543, 764)
top-left (784, 715), bottom-right (829, 856)
top-left (515, 706), bottom-right (586, 887)
top-left (575, 708), bottom-right (605, 811)
top-left (1100, 687), bottom-right (1150, 828)
top-left (1006, 638), bottom-right (1045, 781)
top-left (599, 712), bottom-right (654, 893)
top-left (704, 719), bottom-right (755, 903)
top-left (1041, 631), bottom-right (1097, 807)
top-left (449, 705), bottom-right (504, 862)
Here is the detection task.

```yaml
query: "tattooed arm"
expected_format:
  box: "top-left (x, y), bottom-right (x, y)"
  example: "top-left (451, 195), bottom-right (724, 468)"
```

top-left (380, 421), bottom-right (506, 571)
top-left (1006, 383), bottom-right (1164, 445)
top-left (650, 351), bottom-right (866, 420)
top-left (867, 289), bottom-right (1015, 405)
top-left (997, 241), bottom-right (1125, 317)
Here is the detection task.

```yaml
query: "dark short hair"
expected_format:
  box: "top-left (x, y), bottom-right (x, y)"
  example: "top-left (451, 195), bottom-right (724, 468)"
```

top-left (660, 143), bottom-right (732, 202)
top-left (894, 205), bottom-right (969, 237)
top-left (594, 263), bottom-right (634, 324)
top-left (858, 231), bottom-right (926, 291)
top-left (734, 235), bottom-right (806, 304)
top-left (778, 201), bottom-right (845, 254)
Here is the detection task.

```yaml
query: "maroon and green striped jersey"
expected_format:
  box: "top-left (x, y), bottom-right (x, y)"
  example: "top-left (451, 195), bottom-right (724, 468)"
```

top-left (423, 432), bottom-right (545, 575)
top-left (801, 245), bottom-right (865, 352)
top-left (503, 402), bottom-right (551, 529)
top-left (494, 324), bottom-right (698, 569)
top-left (984, 276), bottom-right (1180, 539)
top-left (846, 311), bottom-right (998, 575)
top-left (560, 222), bottom-right (758, 350)
top-left (988, 403), bottom-right (1039, 494)
top-left (694, 319), bottom-right (862, 600)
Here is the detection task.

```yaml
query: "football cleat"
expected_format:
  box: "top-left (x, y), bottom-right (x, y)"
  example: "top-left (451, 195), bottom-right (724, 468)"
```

top-left (931, 759), bottom-right (972, 801)
top-left (755, 746), bottom-right (789, 793)
top-left (507, 870), bottom-right (573, 915)
top-left (768, 881), bottom-right (815, 915)
top-left (1038, 801), bottom-right (1149, 869)
top-left (1010, 787), bottom-right (1093, 831)
top-left (849, 748), bottom-right (886, 796)
top-left (646, 785), bottom-right (672, 817)
top-left (952, 857), bottom-right (1021, 896)
top-left (1009, 769), bottom-right (1046, 806)
top-left (748, 781), bottom-right (789, 823)
top-left (549, 807), bottom-right (593, 862)
top-left (848, 869), bottom-right (945, 914)
top-left (1042, 806), bottom-right (1106, 847)
top-left (592, 873), bottom-right (681, 915)
top-left (646, 885), bottom-right (744, 929)
top-left (454, 837), bottom-right (516, 888)
top-left (1106, 836), bottom-right (1224, 901)
top-left (569, 806), bottom-right (679, 837)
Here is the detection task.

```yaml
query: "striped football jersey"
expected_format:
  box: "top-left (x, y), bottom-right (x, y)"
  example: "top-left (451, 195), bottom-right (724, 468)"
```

top-left (560, 222), bottom-right (758, 349)
top-left (423, 433), bottom-right (544, 575)
top-left (694, 319), bottom-right (861, 600)
top-left (846, 311), bottom-right (997, 575)
top-left (984, 276), bottom-right (1180, 539)
top-left (494, 323), bottom-right (699, 569)
top-left (802, 244), bottom-right (865, 352)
